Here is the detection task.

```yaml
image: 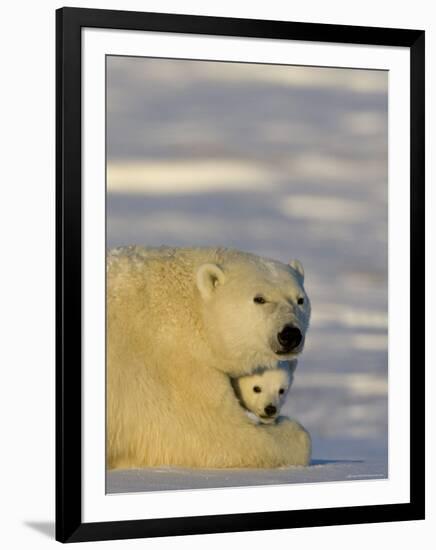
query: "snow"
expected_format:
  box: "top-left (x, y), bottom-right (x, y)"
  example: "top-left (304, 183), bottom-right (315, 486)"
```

top-left (107, 462), bottom-right (387, 494)
top-left (105, 57), bottom-right (388, 493)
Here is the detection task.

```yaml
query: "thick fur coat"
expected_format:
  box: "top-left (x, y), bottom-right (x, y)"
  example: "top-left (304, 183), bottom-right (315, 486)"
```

top-left (107, 246), bottom-right (311, 469)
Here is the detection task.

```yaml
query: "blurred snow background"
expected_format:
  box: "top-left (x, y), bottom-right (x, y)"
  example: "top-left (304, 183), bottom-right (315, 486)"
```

top-left (106, 56), bottom-right (388, 491)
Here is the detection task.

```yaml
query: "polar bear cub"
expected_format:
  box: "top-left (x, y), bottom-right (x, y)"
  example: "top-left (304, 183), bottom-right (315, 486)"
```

top-left (232, 361), bottom-right (297, 425)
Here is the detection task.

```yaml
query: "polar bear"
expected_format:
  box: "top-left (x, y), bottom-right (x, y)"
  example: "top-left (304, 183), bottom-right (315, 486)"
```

top-left (107, 246), bottom-right (311, 469)
top-left (232, 361), bottom-right (297, 425)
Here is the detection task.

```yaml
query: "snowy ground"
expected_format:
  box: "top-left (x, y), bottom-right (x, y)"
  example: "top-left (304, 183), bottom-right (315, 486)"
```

top-left (105, 57), bottom-right (388, 493)
top-left (107, 462), bottom-right (387, 494)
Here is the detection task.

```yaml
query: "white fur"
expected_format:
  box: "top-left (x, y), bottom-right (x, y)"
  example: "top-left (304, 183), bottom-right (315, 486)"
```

top-left (107, 246), bottom-right (311, 468)
top-left (233, 362), bottom-right (296, 424)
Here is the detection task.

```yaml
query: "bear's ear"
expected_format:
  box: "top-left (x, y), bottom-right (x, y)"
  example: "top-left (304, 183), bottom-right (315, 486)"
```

top-left (288, 259), bottom-right (305, 282)
top-left (196, 263), bottom-right (226, 300)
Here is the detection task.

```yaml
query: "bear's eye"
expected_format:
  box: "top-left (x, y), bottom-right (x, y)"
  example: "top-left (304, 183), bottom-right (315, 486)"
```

top-left (279, 388), bottom-right (285, 395)
top-left (253, 386), bottom-right (262, 393)
top-left (297, 297), bottom-right (305, 305)
top-left (253, 295), bottom-right (266, 304)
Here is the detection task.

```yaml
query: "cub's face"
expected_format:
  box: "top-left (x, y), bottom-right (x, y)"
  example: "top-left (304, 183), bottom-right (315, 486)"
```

top-left (196, 257), bottom-right (311, 374)
top-left (232, 365), bottom-right (293, 424)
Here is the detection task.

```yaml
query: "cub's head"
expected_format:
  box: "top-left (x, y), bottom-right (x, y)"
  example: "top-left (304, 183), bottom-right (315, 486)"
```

top-left (232, 363), bottom-right (295, 424)
top-left (196, 254), bottom-right (311, 374)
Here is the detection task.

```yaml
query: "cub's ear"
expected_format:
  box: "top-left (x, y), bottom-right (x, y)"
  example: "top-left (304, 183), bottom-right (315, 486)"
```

top-left (196, 263), bottom-right (226, 300)
top-left (288, 259), bottom-right (305, 282)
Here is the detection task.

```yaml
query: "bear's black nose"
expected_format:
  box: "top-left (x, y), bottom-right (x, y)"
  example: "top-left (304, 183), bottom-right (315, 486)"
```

top-left (264, 404), bottom-right (277, 416)
top-left (277, 325), bottom-right (302, 352)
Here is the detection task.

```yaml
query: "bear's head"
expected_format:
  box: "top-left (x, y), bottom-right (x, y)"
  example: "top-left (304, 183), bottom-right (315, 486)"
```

top-left (232, 362), bottom-right (295, 424)
top-left (196, 254), bottom-right (311, 375)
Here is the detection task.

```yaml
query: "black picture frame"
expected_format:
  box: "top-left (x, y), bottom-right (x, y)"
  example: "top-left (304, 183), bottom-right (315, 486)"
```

top-left (56, 6), bottom-right (425, 543)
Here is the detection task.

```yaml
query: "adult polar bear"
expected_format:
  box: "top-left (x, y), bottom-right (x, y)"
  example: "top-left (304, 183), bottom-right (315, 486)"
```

top-left (107, 246), bottom-right (311, 469)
